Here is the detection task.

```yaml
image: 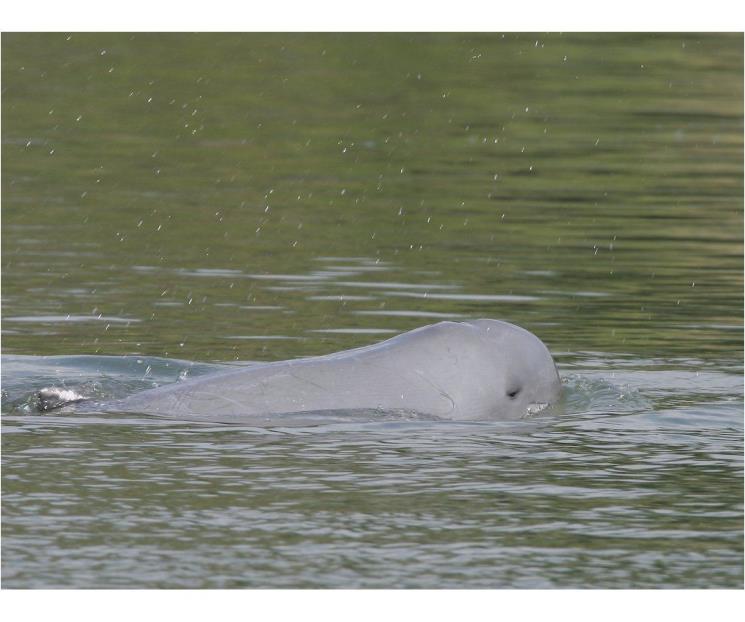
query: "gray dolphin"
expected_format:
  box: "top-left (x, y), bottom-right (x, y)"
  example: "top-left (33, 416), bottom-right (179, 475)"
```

top-left (44, 319), bottom-right (560, 423)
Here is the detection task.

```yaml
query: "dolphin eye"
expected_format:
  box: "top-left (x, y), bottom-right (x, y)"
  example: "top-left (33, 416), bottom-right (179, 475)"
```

top-left (506, 387), bottom-right (521, 399)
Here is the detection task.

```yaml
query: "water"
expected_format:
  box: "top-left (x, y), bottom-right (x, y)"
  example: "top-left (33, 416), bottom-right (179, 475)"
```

top-left (1, 33), bottom-right (742, 588)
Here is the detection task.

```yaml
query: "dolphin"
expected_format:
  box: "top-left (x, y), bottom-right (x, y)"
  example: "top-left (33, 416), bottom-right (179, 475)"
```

top-left (38, 319), bottom-right (561, 423)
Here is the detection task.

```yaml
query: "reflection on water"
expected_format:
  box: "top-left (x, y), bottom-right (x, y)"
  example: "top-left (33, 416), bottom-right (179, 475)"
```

top-left (2, 368), bottom-right (742, 588)
top-left (1, 33), bottom-right (742, 588)
top-left (2, 344), bottom-right (742, 588)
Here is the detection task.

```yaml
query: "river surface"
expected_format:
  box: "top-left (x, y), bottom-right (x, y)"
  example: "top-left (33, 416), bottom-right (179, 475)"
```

top-left (2, 33), bottom-right (742, 588)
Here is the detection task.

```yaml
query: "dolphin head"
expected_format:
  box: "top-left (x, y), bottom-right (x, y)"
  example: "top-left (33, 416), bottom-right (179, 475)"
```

top-left (463, 319), bottom-right (562, 419)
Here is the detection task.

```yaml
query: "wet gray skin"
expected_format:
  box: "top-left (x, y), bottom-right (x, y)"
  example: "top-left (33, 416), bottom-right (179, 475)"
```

top-left (46, 320), bottom-right (561, 423)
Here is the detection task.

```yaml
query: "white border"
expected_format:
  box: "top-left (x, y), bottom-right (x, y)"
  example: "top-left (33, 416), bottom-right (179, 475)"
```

top-left (0, 1), bottom-right (744, 31)
top-left (1, 590), bottom-right (744, 622)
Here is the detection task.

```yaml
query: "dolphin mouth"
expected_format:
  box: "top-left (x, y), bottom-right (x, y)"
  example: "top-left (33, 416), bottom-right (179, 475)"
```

top-left (525, 402), bottom-right (550, 417)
